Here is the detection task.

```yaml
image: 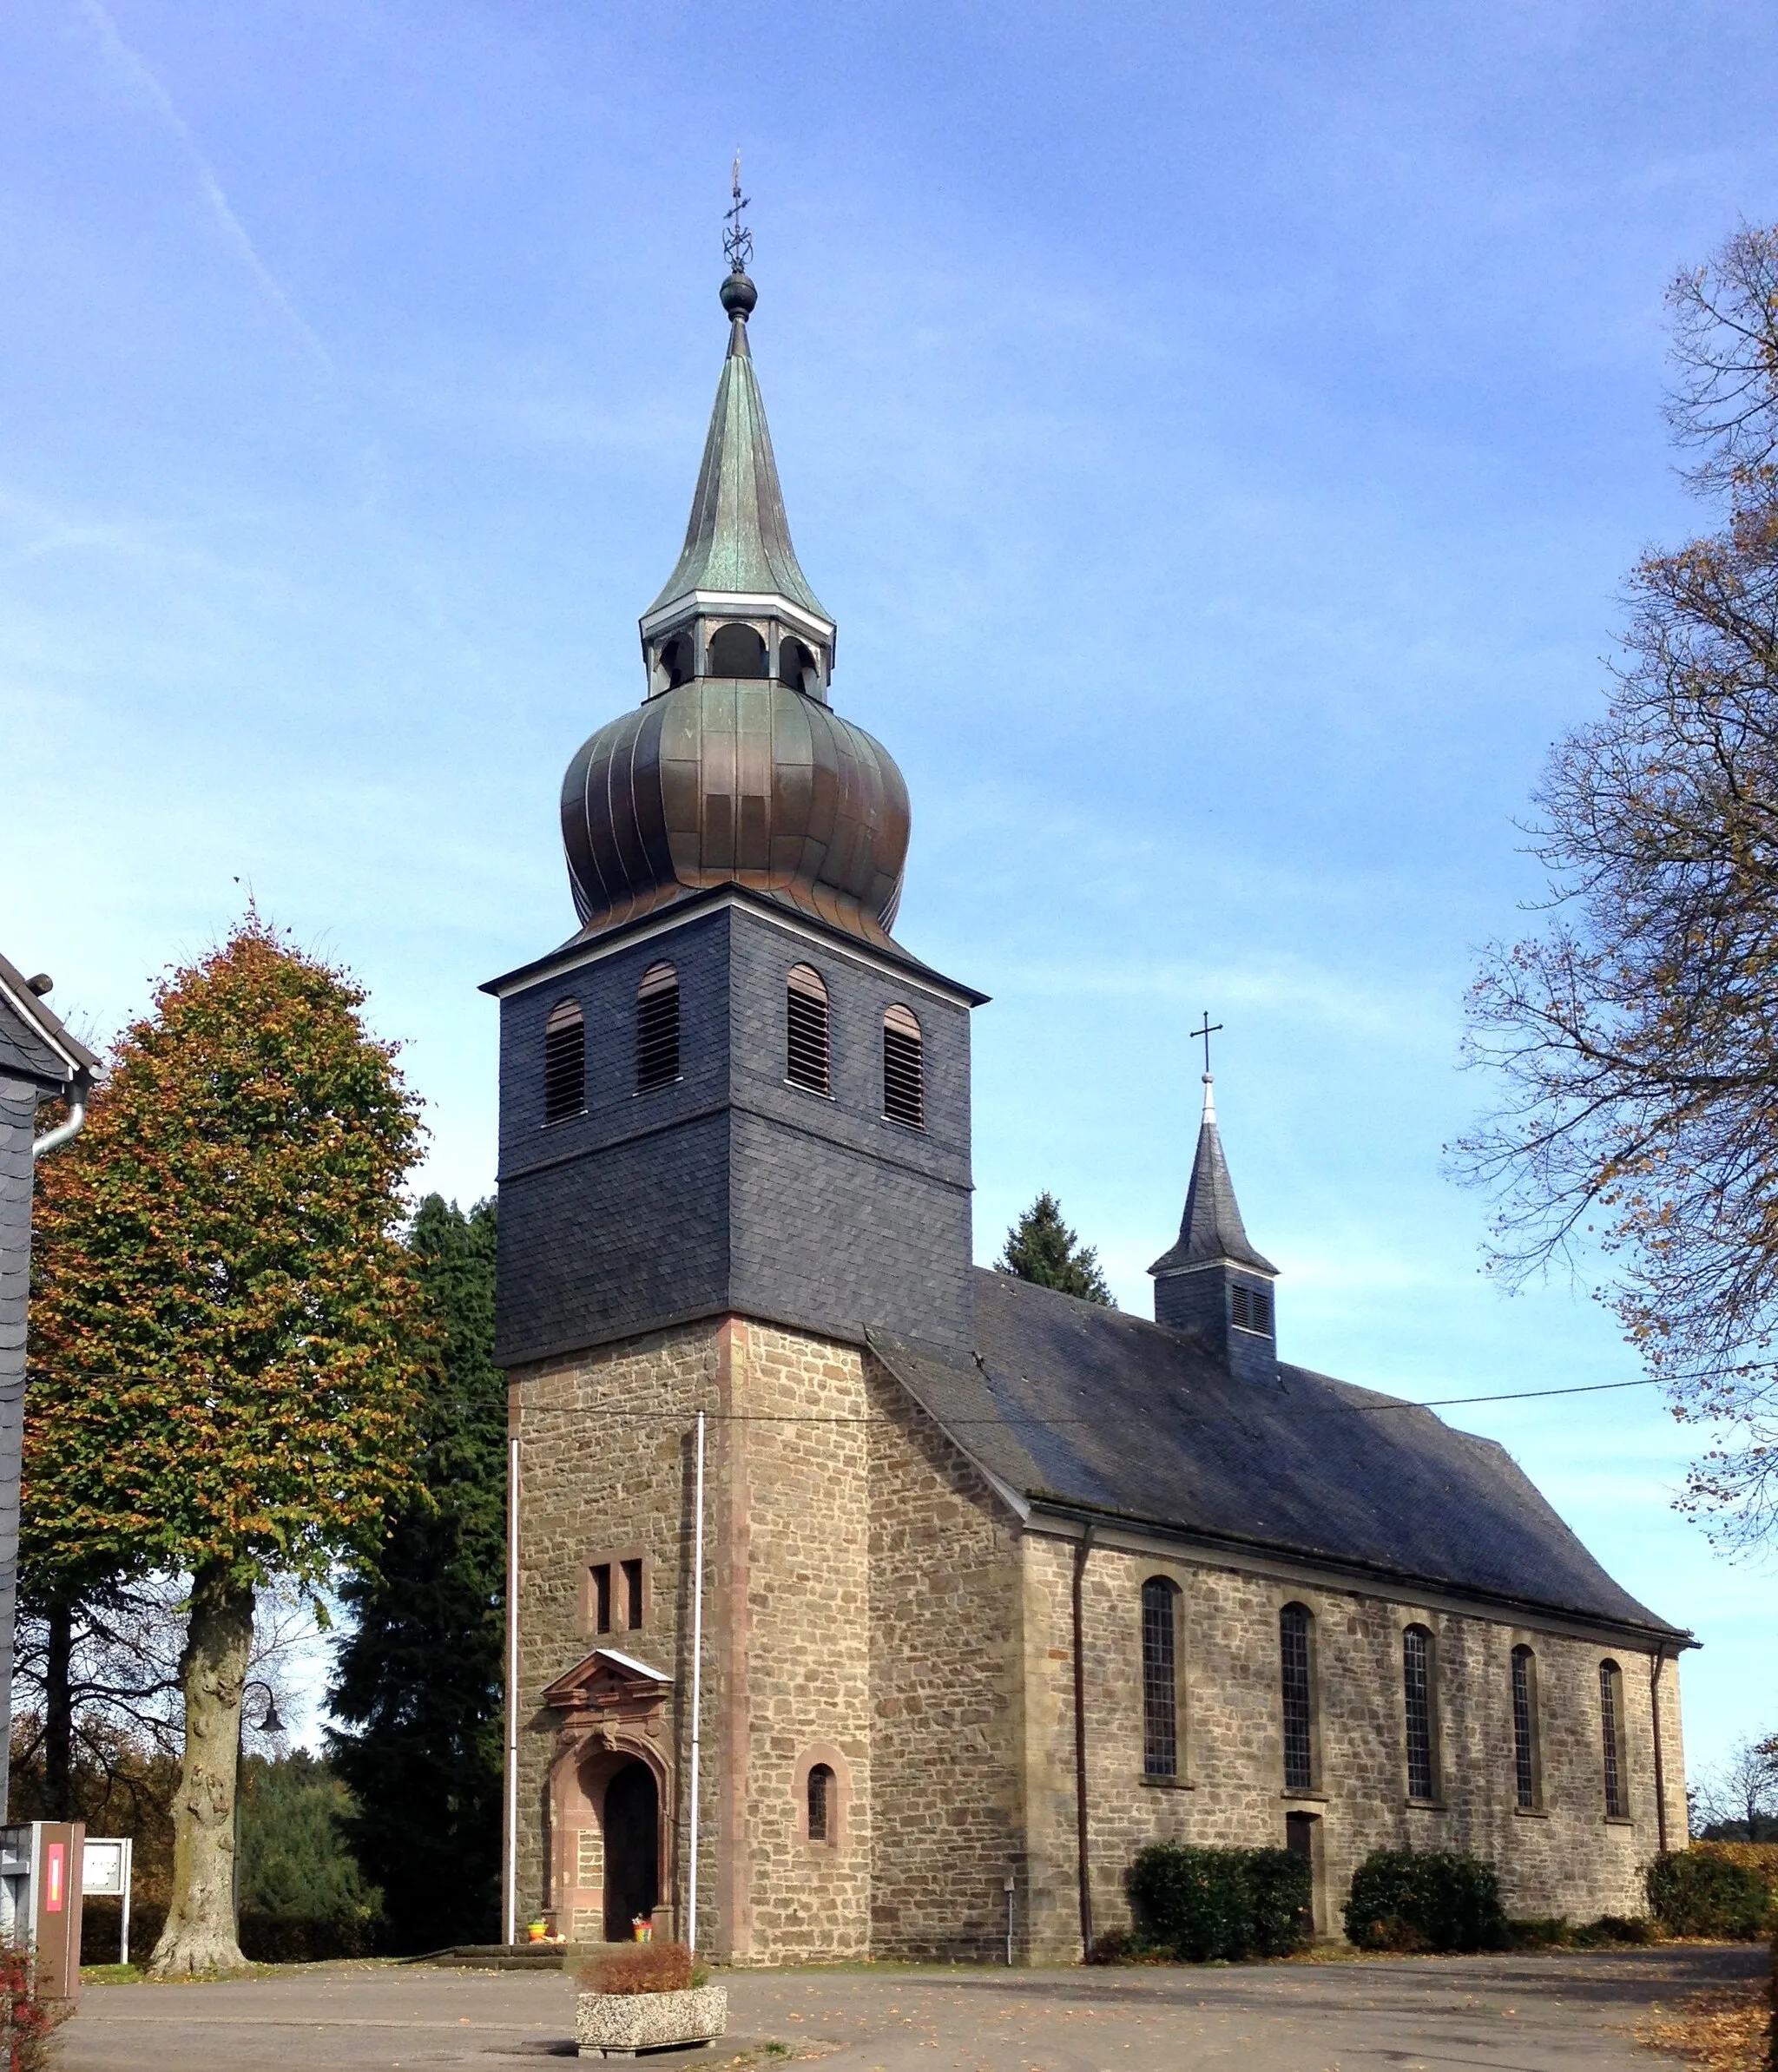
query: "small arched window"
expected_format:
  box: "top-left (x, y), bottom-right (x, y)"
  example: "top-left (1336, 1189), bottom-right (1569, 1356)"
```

top-left (635, 962), bottom-right (681, 1091)
top-left (708, 622), bottom-right (768, 678)
top-left (780, 636), bottom-right (819, 693)
top-left (658, 635), bottom-right (690, 690)
top-left (543, 1000), bottom-right (585, 1124)
top-left (786, 964), bottom-right (831, 1095)
top-left (1141, 1576), bottom-right (1181, 1779)
top-left (1403, 1624), bottom-right (1437, 1801)
top-left (1511, 1645), bottom-right (1539, 1811)
top-left (807, 1762), bottom-right (834, 1843)
top-left (1279, 1603), bottom-right (1315, 1793)
top-left (1599, 1659), bottom-right (1627, 1817)
top-left (882, 1004), bottom-right (925, 1128)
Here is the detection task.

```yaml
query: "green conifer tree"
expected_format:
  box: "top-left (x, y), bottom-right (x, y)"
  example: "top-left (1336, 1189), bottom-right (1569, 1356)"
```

top-left (326, 1197), bottom-right (505, 1952)
top-left (996, 1192), bottom-right (1116, 1306)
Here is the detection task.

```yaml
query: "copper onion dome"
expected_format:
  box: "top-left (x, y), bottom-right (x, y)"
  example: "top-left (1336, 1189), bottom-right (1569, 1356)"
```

top-left (560, 264), bottom-right (911, 948)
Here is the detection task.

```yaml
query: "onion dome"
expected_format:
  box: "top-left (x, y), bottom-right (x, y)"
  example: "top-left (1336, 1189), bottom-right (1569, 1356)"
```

top-left (560, 264), bottom-right (911, 948)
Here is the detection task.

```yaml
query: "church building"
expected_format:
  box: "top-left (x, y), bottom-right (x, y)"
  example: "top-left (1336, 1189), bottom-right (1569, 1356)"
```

top-left (489, 247), bottom-right (1692, 1963)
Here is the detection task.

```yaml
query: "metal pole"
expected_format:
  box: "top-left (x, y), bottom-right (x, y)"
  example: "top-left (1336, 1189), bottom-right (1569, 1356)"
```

top-left (505, 1434), bottom-right (520, 1946)
top-left (120, 1840), bottom-right (132, 1969)
top-left (1004, 1874), bottom-right (1014, 1966)
top-left (687, 1411), bottom-right (707, 1953)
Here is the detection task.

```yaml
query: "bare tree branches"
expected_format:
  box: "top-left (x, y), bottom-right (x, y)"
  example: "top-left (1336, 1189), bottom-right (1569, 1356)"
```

top-left (1458, 226), bottom-right (1778, 1547)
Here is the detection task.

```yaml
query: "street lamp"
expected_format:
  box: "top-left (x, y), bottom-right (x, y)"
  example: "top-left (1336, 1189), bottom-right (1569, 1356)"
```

top-left (233, 1680), bottom-right (287, 1928)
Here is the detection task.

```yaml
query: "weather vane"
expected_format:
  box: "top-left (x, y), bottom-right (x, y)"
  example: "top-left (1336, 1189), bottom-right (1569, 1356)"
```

top-left (724, 149), bottom-right (753, 276)
top-left (1189, 1010), bottom-right (1223, 1077)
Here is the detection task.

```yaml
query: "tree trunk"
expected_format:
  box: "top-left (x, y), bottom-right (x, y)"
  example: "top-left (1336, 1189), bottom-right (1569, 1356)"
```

top-left (43, 1600), bottom-right (73, 1820)
top-left (148, 1563), bottom-right (254, 1977)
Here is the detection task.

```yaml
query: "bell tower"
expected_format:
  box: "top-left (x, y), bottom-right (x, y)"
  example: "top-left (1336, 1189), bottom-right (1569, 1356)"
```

top-left (487, 242), bottom-right (984, 1369)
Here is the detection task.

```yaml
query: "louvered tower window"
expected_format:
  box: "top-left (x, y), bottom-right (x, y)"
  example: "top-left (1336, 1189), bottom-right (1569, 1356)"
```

top-left (543, 1000), bottom-right (585, 1124)
top-left (882, 1004), bottom-right (925, 1128)
top-left (1511, 1646), bottom-right (1538, 1810)
top-left (1231, 1283), bottom-right (1273, 1332)
top-left (786, 964), bottom-right (831, 1095)
top-left (635, 961), bottom-right (681, 1091)
top-left (1280, 1603), bottom-right (1315, 1793)
top-left (1142, 1576), bottom-right (1180, 1779)
top-left (1404, 1624), bottom-right (1437, 1800)
top-left (1599, 1660), bottom-right (1627, 1817)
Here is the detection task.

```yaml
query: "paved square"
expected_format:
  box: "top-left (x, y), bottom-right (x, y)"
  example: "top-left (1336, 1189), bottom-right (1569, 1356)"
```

top-left (56, 1944), bottom-right (1765, 2072)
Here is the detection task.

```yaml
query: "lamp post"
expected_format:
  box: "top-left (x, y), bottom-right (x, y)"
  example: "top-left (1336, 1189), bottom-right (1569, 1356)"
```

top-left (233, 1681), bottom-right (286, 1929)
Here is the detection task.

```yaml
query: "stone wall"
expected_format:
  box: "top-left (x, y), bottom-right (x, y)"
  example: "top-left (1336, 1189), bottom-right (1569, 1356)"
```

top-left (864, 1352), bottom-right (1024, 1959)
top-left (1020, 1530), bottom-right (1687, 1958)
top-left (512, 1321), bottom-right (1686, 1966)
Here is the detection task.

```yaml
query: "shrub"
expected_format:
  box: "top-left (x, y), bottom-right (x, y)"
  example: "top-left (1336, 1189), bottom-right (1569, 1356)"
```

top-left (1506, 1917), bottom-right (1570, 1950)
top-left (0, 1945), bottom-right (56, 2069)
top-left (578, 1942), bottom-right (708, 1995)
top-left (1572, 1915), bottom-right (1658, 1947)
top-left (1128, 1844), bottom-right (1312, 1963)
top-left (238, 1909), bottom-right (381, 1963)
top-left (1647, 1850), bottom-right (1772, 1940)
top-left (1343, 1851), bottom-right (1507, 1954)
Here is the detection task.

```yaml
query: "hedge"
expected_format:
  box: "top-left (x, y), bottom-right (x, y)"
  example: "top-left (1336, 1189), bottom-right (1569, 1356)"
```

top-left (1646, 1851), bottom-right (1772, 1940)
top-left (1128, 1843), bottom-right (1311, 1961)
top-left (1343, 1850), bottom-right (1507, 1953)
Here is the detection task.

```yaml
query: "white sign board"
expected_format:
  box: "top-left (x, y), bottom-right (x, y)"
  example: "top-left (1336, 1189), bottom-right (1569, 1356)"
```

top-left (82, 1841), bottom-right (126, 1896)
top-left (80, 1838), bottom-right (133, 1964)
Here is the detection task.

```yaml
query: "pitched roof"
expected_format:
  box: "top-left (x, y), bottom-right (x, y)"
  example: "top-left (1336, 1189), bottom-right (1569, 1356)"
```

top-left (1149, 1077), bottom-right (1276, 1277)
top-left (0, 952), bottom-right (98, 1095)
top-left (644, 306), bottom-right (829, 626)
top-left (869, 1268), bottom-right (1683, 1641)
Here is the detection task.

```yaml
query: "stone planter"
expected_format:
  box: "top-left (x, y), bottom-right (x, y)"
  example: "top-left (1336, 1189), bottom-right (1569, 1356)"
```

top-left (576, 1983), bottom-right (728, 2059)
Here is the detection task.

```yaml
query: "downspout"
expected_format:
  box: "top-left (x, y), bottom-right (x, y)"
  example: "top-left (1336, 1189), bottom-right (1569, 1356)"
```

top-left (31, 1085), bottom-right (87, 1161)
top-left (1649, 1644), bottom-right (1669, 1854)
top-left (505, 1432), bottom-right (521, 1945)
top-left (687, 1410), bottom-right (707, 1952)
top-left (1072, 1523), bottom-right (1096, 1960)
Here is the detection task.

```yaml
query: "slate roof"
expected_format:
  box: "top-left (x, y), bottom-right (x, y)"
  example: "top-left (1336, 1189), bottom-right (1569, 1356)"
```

top-left (870, 1267), bottom-right (1684, 1641)
top-left (0, 953), bottom-right (97, 1095)
top-left (1149, 1082), bottom-right (1276, 1277)
top-left (644, 297), bottom-right (829, 626)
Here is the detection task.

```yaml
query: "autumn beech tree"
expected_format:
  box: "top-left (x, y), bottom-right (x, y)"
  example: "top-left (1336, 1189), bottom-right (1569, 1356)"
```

top-left (1460, 224), bottom-right (1778, 1549)
top-left (26, 918), bottom-right (426, 1975)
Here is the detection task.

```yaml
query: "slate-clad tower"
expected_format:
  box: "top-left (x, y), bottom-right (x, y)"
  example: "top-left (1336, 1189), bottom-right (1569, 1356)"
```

top-left (1148, 1071), bottom-right (1279, 1382)
top-left (488, 266), bottom-right (983, 1368)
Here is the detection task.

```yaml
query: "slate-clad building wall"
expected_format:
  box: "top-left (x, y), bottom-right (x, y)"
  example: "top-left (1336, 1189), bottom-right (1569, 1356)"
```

top-left (492, 895), bottom-right (976, 1367)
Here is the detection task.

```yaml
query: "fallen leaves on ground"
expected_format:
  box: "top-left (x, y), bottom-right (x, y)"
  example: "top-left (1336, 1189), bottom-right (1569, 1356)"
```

top-left (1641, 1983), bottom-right (1769, 2072)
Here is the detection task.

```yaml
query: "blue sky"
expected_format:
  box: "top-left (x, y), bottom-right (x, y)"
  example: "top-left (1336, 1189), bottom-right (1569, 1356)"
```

top-left (3, 0), bottom-right (1775, 1778)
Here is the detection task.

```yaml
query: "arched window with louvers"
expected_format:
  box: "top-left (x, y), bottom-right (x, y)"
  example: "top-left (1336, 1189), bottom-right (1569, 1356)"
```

top-left (882, 1004), bottom-right (925, 1128)
top-left (635, 962), bottom-right (681, 1091)
top-left (543, 1000), bottom-right (585, 1125)
top-left (786, 964), bottom-right (831, 1095)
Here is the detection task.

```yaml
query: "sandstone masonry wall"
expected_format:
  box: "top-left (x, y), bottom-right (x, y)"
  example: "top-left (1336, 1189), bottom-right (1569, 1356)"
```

top-left (1021, 1531), bottom-right (1685, 1958)
top-left (864, 1352), bottom-right (1024, 1958)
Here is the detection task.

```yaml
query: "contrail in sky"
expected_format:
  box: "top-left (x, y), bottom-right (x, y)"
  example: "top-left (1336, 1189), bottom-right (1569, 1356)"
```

top-left (74, 0), bottom-right (334, 372)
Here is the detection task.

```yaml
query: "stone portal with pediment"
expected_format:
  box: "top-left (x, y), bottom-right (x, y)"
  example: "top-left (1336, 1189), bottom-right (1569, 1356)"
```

top-left (542, 1648), bottom-right (675, 1945)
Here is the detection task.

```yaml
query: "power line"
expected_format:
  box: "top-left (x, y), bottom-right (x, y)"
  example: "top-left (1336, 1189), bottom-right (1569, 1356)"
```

top-left (23, 1365), bottom-right (1663, 1425)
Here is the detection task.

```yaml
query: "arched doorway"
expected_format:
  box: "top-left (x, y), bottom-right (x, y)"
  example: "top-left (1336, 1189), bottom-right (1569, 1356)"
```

top-left (603, 1760), bottom-right (660, 1941)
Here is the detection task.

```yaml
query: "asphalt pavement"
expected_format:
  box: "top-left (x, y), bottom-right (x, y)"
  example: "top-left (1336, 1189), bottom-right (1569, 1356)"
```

top-left (53, 1941), bottom-right (1766, 2072)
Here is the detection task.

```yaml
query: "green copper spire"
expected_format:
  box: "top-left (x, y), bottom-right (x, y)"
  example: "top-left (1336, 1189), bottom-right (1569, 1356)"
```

top-left (644, 267), bottom-right (829, 625)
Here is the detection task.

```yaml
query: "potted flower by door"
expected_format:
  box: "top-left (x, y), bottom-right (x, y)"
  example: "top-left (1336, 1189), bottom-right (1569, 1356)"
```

top-left (575, 1942), bottom-right (726, 2060)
